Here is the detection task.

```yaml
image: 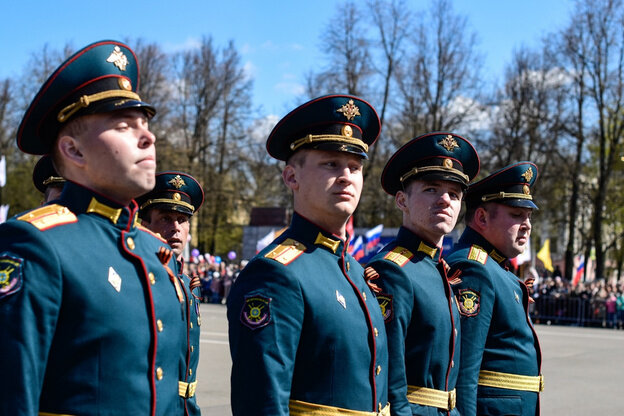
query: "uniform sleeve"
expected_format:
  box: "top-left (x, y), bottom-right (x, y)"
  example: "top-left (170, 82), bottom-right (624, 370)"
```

top-left (450, 260), bottom-right (495, 416)
top-left (227, 259), bottom-right (304, 416)
top-left (0, 222), bottom-right (62, 415)
top-left (369, 260), bottom-right (414, 416)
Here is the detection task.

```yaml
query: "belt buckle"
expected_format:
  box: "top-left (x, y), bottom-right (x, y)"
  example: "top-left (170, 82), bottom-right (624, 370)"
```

top-left (539, 374), bottom-right (545, 392)
top-left (448, 390), bottom-right (456, 410)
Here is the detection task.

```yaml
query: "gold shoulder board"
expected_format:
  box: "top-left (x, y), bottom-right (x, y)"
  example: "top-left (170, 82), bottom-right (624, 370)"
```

top-left (384, 246), bottom-right (414, 267)
top-left (265, 238), bottom-right (306, 265)
top-left (17, 204), bottom-right (77, 231)
top-left (468, 245), bottom-right (488, 264)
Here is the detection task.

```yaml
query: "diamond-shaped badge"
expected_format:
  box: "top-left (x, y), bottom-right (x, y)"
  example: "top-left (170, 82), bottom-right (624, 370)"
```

top-left (108, 266), bottom-right (122, 292)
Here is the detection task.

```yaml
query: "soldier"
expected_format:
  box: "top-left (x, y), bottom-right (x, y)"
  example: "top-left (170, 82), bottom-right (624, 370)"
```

top-left (32, 154), bottom-right (66, 203)
top-left (0, 40), bottom-right (185, 415)
top-left (445, 162), bottom-right (544, 416)
top-left (137, 171), bottom-right (205, 416)
top-left (227, 95), bottom-right (389, 415)
top-left (366, 133), bottom-right (479, 416)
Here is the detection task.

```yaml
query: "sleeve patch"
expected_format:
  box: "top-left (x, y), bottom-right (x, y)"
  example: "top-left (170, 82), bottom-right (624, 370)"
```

top-left (264, 238), bottom-right (306, 265)
top-left (457, 288), bottom-right (480, 317)
top-left (240, 294), bottom-right (272, 330)
top-left (383, 246), bottom-right (414, 267)
top-left (17, 204), bottom-right (77, 230)
top-left (0, 254), bottom-right (24, 299)
top-left (467, 245), bottom-right (488, 264)
top-left (376, 293), bottom-right (394, 323)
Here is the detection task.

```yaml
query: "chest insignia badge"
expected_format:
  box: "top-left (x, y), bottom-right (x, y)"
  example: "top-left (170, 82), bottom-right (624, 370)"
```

top-left (108, 266), bottom-right (122, 292)
top-left (336, 290), bottom-right (347, 309)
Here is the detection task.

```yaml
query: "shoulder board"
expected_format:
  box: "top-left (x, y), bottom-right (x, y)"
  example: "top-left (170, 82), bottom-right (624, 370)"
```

top-left (265, 238), bottom-right (306, 265)
top-left (383, 246), bottom-right (414, 267)
top-left (467, 245), bottom-right (488, 264)
top-left (136, 223), bottom-right (167, 243)
top-left (17, 204), bottom-right (77, 231)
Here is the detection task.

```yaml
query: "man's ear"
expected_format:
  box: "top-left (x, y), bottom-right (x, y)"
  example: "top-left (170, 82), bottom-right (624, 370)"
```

top-left (282, 165), bottom-right (298, 192)
top-left (57, 135), bottom-right (86, 168)
top-left (395, 190), bottom-right (409, 213)
top-left (473, 206), bottom-right (488, 231)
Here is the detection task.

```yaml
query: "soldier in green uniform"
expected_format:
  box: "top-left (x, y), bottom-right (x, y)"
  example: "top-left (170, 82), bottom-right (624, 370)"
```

top-left (445, 162), bottom-right (544, 416)
top-left (32, 154), bottom-right (66, 204)
top-left (227, 95), bottom-right (390, 415)
top-left (0, 40), bottom-right (185, 415)
top-left (366, 132), bottom-right (479, 416)
top-left (137, 171), bottom-right (205, 416)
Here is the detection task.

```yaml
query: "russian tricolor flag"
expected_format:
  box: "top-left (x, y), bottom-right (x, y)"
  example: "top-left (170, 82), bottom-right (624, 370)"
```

top-left (365, 224), bottom-right (383, 251)
top-left (350, 235), bottom-right (365, 261)
top-left (573, 256), bottom-right (585, 286)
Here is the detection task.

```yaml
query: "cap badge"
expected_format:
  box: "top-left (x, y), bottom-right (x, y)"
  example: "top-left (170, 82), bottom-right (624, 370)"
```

top-left (439, 135), bottom-right (460, 152)
top-left (173, 192), bottom-right (181, 201)
top-left (168, 175), bottom-right (186, 189)
top-left (443, 158), bottom-right (454, 169)
top-left (118, 78), bottom-right (132, 91)
top-left (521, 167), bottom-right (534, 182)
top-left (341, 124), bottom-right (353, 137)
top-left (336, 99), bottom-right (361, 121)
top-left (106, 46), bottom-right (129, 71)
top-left (523, 185), bottom-right (531, 195)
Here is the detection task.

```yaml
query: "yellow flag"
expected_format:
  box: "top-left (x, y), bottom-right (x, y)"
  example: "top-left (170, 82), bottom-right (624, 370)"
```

top-left (537, 238), bottom-right (554, 272)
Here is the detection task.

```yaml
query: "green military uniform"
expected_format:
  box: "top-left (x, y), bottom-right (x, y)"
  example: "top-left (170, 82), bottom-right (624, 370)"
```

top-left (137, 171), bottom-right (205, 416)
top-left (0, 40), bottom-right (184, 416)
top-left (227, 95), bottom-right (389, 415)
top-left (367, 133), bottom-right (479, 416)
top-left (445, 162), bottom-right (543, 416)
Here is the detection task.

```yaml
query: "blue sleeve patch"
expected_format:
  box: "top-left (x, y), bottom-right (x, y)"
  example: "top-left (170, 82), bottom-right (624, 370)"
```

top-left (0, 254), bottom-right (24, 299)
top-left (240, 294), bottom-right (272, 330)
top-left (376, 293), bottom-right (393, 323)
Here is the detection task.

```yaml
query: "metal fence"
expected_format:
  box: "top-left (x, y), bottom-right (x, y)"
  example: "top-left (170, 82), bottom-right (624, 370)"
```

top-left (530, 295), bottom-right (619, 328)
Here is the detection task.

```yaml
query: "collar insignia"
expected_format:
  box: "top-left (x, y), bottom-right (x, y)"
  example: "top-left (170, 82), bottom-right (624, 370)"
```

top-left (521, 168), bottom-right (534, 182)
top-left (439, 134), bottom-right (460, 152)
top-left (169, 175), bottom-right (186, 189)
top-left (106, 46), bottom-right (129, 71)
top-left (314, 232), bottom-right (340, 253)
top-left (336, 99), bottom-right (361, 121)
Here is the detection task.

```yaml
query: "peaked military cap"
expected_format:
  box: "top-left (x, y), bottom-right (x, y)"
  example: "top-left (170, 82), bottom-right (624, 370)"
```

top-left (381, 132), bottom-right (480, 195)
top-left (466, 161), bottom-right (539, 209)
top-left (137, 171), bottom-right (204, 218)
top-left (17, 40), bottom-right (155, 155)
top-left (266, 94), bottom-right (381, 161)
top-left (32, 155), bottom-right (65, 193)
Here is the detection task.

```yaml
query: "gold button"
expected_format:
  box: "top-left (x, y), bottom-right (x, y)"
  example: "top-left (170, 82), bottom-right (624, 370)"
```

top-left (148, 272), bottom-right (156, 285)
top-left (127, 237), bottom-right (135, 250)
top-left (156, 367), bottom-right (163, 380)
top-left (362, 292), bottom-right (367, 301)
top-left (191, 346), bottom-right (194, 352)
top-left (157, 319), bottom-right (163, 332)
top-left (190, 299), bottom-right (193, 306)
top-left (374, 327), bottom-right (379, 337)
top-left (376, 365), bottom-right (381, 375)
top-left (346, 261), bottom-right (350, 271)
top-left (190, 322), bottom-right (193, 329)
top-left (189, 368), bottom-right (193, 376)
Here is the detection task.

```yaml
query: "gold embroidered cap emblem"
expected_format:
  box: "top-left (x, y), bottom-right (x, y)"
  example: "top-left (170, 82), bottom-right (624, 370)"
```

top-left (443, 158), bottom-right (454, 169)
top-left (521, 167), bottom-right (534, 182)
top-left (118, 78), bottom-right (132, 91)
top-left (341, 125), bottom-right (353, 137)
top-left (336, 99), bottom-right (361, 121)
top-left (173, 193), bottom-right (181, 201)
top-left (106, 46), bottom-right (129, 71)
top-left (169, 175), bottom-right (186, 189)
top-left (439, 135), bottom-right (460, 152)
top-left (523, 185), bottom-right (531, 195)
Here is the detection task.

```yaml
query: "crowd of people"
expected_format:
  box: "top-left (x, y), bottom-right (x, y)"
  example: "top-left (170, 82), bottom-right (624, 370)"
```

top-left (186, 259), bottom-right (245, 304)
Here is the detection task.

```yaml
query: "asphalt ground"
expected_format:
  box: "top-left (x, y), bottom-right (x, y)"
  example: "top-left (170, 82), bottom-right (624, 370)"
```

top-left (197, 303), bottom-right (624, 415)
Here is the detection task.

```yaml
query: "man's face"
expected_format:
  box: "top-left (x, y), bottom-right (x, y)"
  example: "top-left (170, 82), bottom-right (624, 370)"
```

top-left (285, 149), bottom-right (363, 232)
top-left (69, 108), bottom-right (156, 204)
top-left (143, 208), bottom-right (191, 257)
top-left (481, 204), bottom-right (533, 258)
top-left (397, 179), bottom-right (463, 246)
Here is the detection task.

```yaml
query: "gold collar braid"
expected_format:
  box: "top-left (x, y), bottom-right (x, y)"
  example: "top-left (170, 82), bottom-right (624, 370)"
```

top-left (57, 90), bottom-right (141, 122)
top-left (400, 165), bottom-right (469, 184)
top-left (290, 134), bottom-right (368, 153)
